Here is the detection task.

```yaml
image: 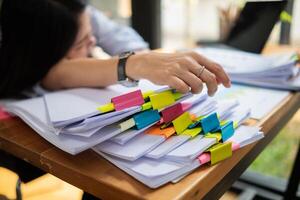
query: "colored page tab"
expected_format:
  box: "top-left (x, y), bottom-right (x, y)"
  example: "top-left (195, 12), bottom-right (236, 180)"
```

top-left (146, 125), bottom-right (175, 138)
top-left (172, 112), bottom-right (192, 134)
top-left (119, 118), bottom-right (135, 131)
top-left (133, 110), bottom-right (161, 130)
top-left (142, 90), bottom-right (155, 99)
top-left (172, 91), bottom-right (183, 100)
top-left (181, 127), bottom-right (202, 138)
top-left (205, 133), bottom-right (222, 142)
top-left (209, 142), bottom-right (232, 165)
top-left (220, 121), bottom-right (234, 142)
top-left (201, 113), bottom-right (220, 134)
top-left (0, 107), bottom-right (12, 120)
top-left (112, 90), bottom-right (144, 111)
top-left (142, 102), bottom-right (152, 111)
top-left (97, 103), bottom-right (115, 113)
top-left (149, 90), bottom-right (175, 110)
top-left (161, 103), bottom-right (184, 123)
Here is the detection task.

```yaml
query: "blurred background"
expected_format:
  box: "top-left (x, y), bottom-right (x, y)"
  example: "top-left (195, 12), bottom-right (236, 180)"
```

top-left (1, 0), bottom-right (299, 199)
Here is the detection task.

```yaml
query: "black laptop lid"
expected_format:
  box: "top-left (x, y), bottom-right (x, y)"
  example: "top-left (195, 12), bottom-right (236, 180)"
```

top-left (224, 0), bottom-right (287, 53)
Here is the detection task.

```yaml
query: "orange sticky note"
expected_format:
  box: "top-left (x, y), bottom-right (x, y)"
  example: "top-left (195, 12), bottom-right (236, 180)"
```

top-left (146, 125), bottom-right (175, 138)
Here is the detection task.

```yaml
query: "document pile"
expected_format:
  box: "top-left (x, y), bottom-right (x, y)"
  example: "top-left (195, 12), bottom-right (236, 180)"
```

top-left (196, 47), bottom-right (300, 90)
top-left (4, 80), bottom-right (264, 188)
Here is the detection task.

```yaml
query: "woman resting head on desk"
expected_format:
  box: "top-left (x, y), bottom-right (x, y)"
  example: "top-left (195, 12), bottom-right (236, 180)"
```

top-left (0, 0), bottom-right (231, 98)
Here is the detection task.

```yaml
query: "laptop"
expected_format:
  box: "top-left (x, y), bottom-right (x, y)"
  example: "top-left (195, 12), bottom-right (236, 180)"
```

top-left (197, 0), bottom-right (287, 53)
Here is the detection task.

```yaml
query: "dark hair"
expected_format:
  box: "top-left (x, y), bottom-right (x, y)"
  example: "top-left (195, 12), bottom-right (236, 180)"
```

top-left (0, 0), bottom-right (87, 98)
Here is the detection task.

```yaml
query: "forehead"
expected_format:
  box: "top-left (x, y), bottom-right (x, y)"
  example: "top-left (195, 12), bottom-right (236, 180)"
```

top-left (76, 9), bottom-right (92, 40)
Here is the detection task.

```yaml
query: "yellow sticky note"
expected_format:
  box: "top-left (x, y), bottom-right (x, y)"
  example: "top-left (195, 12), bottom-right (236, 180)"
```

top-left (182, 127), bottom-right (202, 138)
top-left (205, 133), bottom-right (222, 142)
top-left (149, 90), bottom-right (175, 110)
top-left (172, 112), bottom-right (192, 134)
top-left (209, 142), bottom-right (232, 165)
top-left (119, 118), bottom-right (135, 131)
top-left (142, 90), bottom-right (155, 99)
top-left (142, 102), bottom-right (152, 111)
top-left (97, 103), bottom-right (115, 113)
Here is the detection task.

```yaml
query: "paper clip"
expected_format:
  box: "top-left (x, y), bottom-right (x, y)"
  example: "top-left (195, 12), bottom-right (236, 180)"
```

top-left (172, 112), bottom-right (192, 134)
top-left (111, 90), bottom-right (144, 111)
top-left (161, 103), bottom-right (184, 123)
top-left (133, 110), bottom-right (161, 130)
top-left (149, 90), bottom-right (175, 110)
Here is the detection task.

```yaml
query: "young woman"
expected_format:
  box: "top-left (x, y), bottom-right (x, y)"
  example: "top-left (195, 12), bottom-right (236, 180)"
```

top-left (0, 0), bottom-right (230, 100)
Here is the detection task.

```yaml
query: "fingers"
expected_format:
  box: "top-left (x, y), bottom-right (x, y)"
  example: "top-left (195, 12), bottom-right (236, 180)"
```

top-left (167, 76), bottom-right (190, 94)
top-left (199, 69), bottom-right (218, 96)
top-left (175, 56), bottom-right (217, 96)
top-left (186, 51), bottom-right (231, 88)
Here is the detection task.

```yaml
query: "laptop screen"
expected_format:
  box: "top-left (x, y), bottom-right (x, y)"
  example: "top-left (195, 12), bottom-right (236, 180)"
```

top-left (224, 0), bottom-right (287, 53)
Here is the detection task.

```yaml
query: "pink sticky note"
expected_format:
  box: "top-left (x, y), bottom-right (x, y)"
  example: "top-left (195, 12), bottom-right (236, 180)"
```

top-left (111, 90), bottom-right (144, 111)
top-left (181, 102), bottom-right (193, 112)
top-left (198, 152), bottom-right (211, 164)
top-left (0, 107), bottom-right (12, 120)
top-left (232, 142), bottom-right (240, 151)
top-left (161, 103), bottom-right (184, 123)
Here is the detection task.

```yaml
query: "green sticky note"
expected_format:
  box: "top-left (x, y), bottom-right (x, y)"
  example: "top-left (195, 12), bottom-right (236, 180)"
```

top-left (172, 112), bottom-right (192, 134)
top-left (209, 142), bottom-right (232, 165)
top-left (182, 127), bottom-right (202, 138)
top-left (119, 118), bottom-right (135, 131)
top-left (149, 90), bottom-right (175, 110)
top-left (97, 103), bottom-right (115, 113)
top-left (172, 91), bottom-right (183, 100)
top-left (142, 102), bottom-right (152, 111)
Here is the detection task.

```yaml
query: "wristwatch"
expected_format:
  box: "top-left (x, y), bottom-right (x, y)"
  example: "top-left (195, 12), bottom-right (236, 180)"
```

top-left (117, 51), bottom-right (139, 87)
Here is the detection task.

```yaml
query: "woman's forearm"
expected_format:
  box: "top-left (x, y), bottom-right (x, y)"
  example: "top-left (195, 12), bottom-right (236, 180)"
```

top-left (42, 51), bottom-right (231, 96)
top-left (42, 57), bottom-right (120, 90)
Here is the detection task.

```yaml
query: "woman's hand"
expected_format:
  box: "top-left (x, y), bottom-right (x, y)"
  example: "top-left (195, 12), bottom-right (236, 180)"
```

top-left (126, 51), bottom-right (231, 96)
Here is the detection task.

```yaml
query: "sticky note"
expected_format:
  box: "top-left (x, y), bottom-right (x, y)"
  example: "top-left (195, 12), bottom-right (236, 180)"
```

top-left (172, 91), bottom-right (183, 100)
top-left (146, 125), bottom-right (175, 138)
top-left (161, 103), bottom-right (184, 123)
top-left (149, 90), bottom-right (175, 110)
top-left (0, 107), bottom-right (12, 120)
top-left (209, 142), bottom-right (232, 165)
top-left (219, 121), bottom-right (234, 142)
top-left (200, 113), bottom-right (220, 134)
top-left (181, 127), bottom-right (202, 138)
top-left (97, 103), bottom-right (115, 113)
top-left (112, 90), bottom-right (144, 111)
top-left (205, 133), bottom-right (222, 142)
top-left (142, 102), bottom-right (152, 111)
top-left (142, 90), bottom-right (155, 99)
top-left (172, 112), bottom-right (192, 134)
top-left (119, 118), bottom-right (135, 131)
top-left (133, 110), bottom-right (161, 130)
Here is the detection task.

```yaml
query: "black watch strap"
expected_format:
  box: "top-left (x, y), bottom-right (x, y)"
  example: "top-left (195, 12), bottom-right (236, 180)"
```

top-left (117, 51), bottom-right (135, 81)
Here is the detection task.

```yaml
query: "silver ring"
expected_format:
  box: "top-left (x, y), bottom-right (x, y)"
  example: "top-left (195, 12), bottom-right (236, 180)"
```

top-left (198, 65), bottom-right (205, 77)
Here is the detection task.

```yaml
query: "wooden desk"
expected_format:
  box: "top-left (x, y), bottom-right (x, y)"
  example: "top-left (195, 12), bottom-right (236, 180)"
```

top-left (1, 46), bottom-right (300, 200)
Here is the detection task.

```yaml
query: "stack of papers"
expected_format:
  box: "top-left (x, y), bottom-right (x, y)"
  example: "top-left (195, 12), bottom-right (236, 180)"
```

top-left (196, 47), bottom-right (300, 90)
top-left (4, 80), bottom-right (264, 188)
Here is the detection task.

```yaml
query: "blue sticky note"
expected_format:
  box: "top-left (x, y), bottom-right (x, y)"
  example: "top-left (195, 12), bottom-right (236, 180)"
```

top-left (133, 110), bottom-right (160, 130)
top-left (219, 121), bottom-right (234, 142)
top-left (200, 113), bottom-right (220, 134)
